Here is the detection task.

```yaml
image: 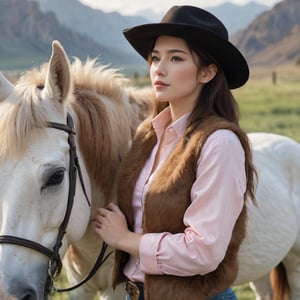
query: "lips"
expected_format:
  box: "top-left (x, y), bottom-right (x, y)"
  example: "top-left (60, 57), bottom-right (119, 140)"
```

top-left (154, 80), bottom-right (170, 88)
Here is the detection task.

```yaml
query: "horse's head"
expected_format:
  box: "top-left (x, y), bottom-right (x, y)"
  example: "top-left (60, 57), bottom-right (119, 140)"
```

top-left (0, 41), bottom-right (91, 299)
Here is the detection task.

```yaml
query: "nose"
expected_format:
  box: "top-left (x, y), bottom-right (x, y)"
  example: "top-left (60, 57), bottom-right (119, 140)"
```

top-left (153, 59), bottom-right (167, 76)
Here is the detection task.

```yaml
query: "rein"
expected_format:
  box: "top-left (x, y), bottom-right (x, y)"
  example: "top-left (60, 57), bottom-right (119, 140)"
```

top-left (0, 113), bottom-right (112, 293)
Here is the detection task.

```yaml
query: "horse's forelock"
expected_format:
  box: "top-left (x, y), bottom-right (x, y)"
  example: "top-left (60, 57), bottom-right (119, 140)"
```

top-left (0, 67), bottom-right (49, 160)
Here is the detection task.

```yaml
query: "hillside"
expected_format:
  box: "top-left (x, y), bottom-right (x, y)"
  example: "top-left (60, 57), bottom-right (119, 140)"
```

top-left (206, 1), bottom-right (268, 35)
top-left (0, 0), bottom-right (125, 70)
top-left (35, 0), bottom-right (271, 67)
top-left (37, 0), bottom-right (147, 67)
top-left (129, 2), bottom-right (268, 35)
top-left (233, 0), bottom-right (300, 65)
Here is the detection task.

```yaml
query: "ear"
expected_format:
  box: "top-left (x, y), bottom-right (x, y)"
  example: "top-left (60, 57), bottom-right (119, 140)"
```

top-left (43, 40), bottom-right (72, 104)
top-left (0, 72), bottom-right (14, 102)
top-left (198, 64), bottom-right (217, 84)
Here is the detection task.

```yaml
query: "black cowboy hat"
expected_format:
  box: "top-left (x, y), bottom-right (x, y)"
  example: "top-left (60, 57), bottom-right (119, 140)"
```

top-left (123, 5), bottom-right (249, 89)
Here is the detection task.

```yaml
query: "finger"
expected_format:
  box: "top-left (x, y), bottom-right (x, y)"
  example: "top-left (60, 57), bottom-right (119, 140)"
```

top-left (95, 210), bottom-right (104, 221)
top-left (97, 207), bottom-right (109, 217)
top-left (95, 221), bottom-right (101, 229)
top-left (107, 203), bottom-right (123, 215)
top-left (106, 203), bottom-right (118, 211)
top-left (94, 213), bottom-right (107, 226)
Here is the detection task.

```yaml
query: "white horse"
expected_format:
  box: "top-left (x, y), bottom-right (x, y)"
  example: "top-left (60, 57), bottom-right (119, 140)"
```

top-left (0, 41), bottom-right (151, 300)
top-left (234, 132), bottom-right (300, 300)
top-left (0, 41), bottom-right (299, 300)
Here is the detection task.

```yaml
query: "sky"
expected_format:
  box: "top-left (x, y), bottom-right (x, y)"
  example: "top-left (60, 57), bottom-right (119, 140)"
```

top-left (79, 0), bottom-right (281, 15)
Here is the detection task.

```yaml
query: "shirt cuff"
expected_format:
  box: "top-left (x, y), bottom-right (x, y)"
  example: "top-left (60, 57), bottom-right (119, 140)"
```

top-left (139, 232), bottom-right (166, 275)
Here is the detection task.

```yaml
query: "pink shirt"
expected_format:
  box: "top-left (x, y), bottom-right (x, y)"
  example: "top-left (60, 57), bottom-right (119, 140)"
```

top-left (124, 107), bottom-right (246, 282)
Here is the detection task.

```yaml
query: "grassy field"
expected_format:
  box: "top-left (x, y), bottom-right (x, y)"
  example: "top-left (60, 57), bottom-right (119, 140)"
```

top-left (235, 64), bottom-right (300, 142)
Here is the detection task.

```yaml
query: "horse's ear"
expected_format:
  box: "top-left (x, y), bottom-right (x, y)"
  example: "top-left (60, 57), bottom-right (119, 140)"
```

top-left (0, 72), bottom-right (14, 102)
top-left (43, 40), bottom-right (72, 104)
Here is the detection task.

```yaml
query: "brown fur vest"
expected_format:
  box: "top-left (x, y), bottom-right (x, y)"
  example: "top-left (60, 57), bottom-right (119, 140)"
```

top-left (113, 116), bottom-right (249, 299)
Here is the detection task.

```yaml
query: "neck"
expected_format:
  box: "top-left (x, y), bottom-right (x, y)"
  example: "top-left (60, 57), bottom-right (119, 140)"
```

top-left (169, 104), bottom-right (192, 123)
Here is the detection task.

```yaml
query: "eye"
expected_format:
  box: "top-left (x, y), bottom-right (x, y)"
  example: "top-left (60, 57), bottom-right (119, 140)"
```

top-left (42, 168), bottom-right (65, 191)
top-left (150, 55), bottom-right (159, 63)
top-left (171, 56), bottom-right (183, 62)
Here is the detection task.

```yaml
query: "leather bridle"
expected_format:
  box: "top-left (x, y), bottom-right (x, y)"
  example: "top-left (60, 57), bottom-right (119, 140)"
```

top-left (0, 113), bottom-right (111, 294)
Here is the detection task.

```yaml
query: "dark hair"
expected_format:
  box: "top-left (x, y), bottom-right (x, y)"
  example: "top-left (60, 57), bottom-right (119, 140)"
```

top-left (185, 44), bottom-right (240, 134)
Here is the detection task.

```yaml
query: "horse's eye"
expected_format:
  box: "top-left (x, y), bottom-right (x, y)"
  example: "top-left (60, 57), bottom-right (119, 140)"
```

top-left (42, 168), bottom-right (65, 190)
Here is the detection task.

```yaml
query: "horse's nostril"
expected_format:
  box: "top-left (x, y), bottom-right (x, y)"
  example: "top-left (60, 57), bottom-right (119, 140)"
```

top-left (22, 289), bottom-right (37, 300)
top-left (22, 295), bottom-right (35, 300)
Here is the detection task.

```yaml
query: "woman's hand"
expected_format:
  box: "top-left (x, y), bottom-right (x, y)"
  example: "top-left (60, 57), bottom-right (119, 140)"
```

top-left (94, 203), bottom-right (128, 248)
top-left (94, 203), bottom-right (141, 256)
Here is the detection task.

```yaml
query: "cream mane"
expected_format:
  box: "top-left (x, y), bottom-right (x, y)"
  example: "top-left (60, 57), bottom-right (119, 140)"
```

top-left (0, 58), bottom-right (152, 198)
top-left (0, 66), bottom-right (50, 160)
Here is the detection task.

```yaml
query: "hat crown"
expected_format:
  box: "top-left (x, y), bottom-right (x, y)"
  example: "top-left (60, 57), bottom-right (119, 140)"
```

top-left (161, 5), bottom-right (228, 41)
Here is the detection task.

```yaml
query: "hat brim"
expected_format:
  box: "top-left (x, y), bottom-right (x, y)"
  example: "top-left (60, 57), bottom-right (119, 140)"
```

top-left (123, 23), bottom-right (249, 89)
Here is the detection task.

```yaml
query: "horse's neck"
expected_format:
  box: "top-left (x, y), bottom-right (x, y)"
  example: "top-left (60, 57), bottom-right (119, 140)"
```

top-left (90, 184), bottom-right (117, 216)
top-left (64, 186), bottom-right (108, 253)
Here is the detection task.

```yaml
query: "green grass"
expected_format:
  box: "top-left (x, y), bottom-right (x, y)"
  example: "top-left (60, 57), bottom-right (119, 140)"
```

top-left (0, 39), bottom-right (47, 71)
top-left (234, 284), bottom-right (256, 300)
top-left (235, 76), bottom-right (300, 142)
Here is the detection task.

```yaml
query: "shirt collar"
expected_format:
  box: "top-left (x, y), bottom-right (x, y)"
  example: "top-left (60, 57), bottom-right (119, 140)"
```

top-left (151, 107), bottom-right (190, 139)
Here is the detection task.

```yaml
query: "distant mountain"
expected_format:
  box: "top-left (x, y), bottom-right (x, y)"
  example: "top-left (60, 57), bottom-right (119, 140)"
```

top-left (133, 2), bottom-right (268, 35)
top-left (36, 0), bottom-right (269, 64)
top-left (233, 0), bottom-right (300, 65)
top-left (205, 1), bottom-right (268, 35)
top-left (0, 0), bottom-right (127, 70)
top-left (37, 0), bottom-right (147, 67)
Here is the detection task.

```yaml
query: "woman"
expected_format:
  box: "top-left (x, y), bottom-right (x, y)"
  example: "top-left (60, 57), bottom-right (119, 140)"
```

top-left (95, 5), bottom-right (256, 300)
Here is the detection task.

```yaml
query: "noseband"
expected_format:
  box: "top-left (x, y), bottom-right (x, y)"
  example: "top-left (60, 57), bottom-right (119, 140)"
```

top-left (0, 113), bottom-right (111, 293)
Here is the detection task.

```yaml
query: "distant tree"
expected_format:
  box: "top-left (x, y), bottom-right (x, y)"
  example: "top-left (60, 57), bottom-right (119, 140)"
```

top-left (296, 56), bottom-right (300, 66)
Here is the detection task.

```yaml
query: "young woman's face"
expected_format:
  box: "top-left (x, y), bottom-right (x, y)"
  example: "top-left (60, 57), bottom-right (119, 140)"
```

top-left (149, 35), bottom-right (202, 111)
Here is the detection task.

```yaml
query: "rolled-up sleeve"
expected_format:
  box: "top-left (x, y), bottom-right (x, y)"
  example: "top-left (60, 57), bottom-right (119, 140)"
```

top-left (139, 129), bottom-right (246, 276)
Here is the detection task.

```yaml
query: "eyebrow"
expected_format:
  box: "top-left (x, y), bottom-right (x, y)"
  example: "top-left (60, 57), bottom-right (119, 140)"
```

top-left (151, 49), bottom-right (189, 55)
